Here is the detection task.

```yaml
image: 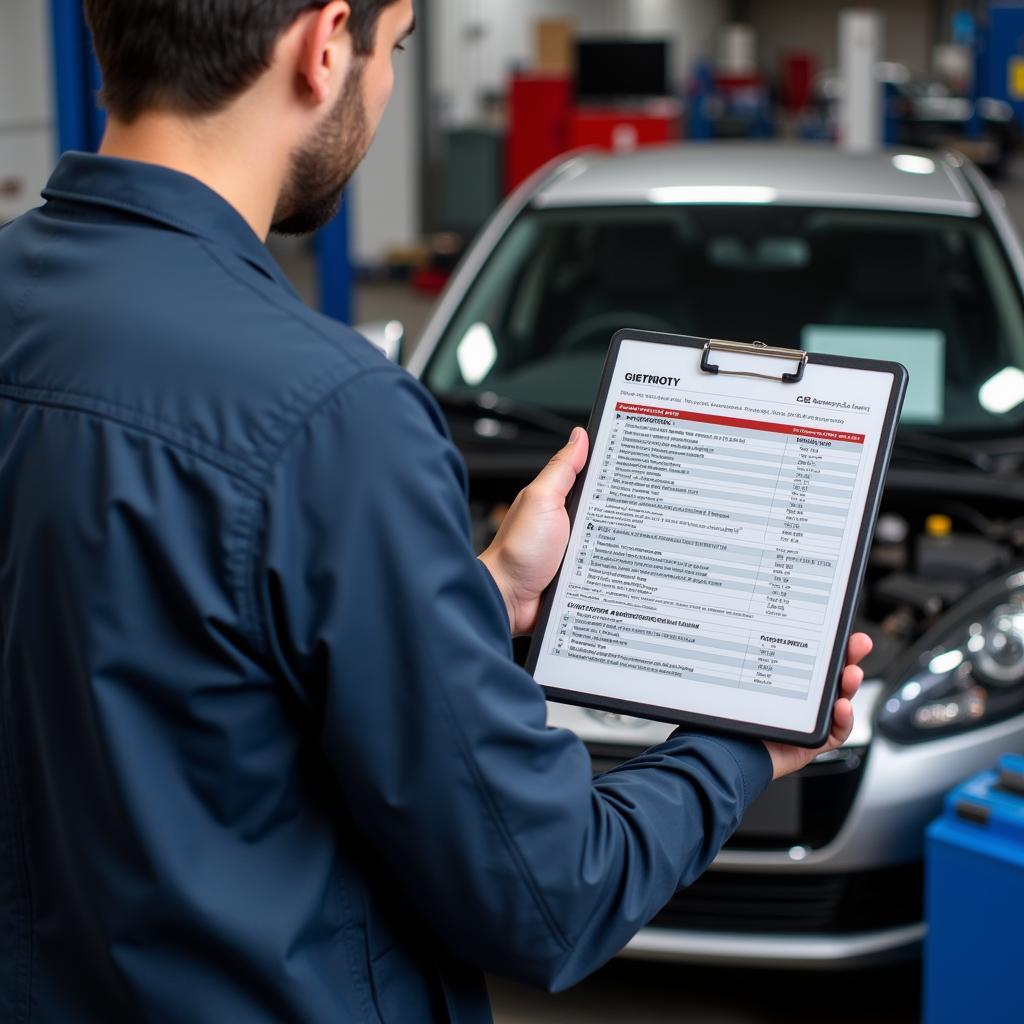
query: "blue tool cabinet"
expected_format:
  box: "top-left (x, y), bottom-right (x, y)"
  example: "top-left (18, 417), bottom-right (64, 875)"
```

top-left (924, 754), bottom-right (1024, 1024)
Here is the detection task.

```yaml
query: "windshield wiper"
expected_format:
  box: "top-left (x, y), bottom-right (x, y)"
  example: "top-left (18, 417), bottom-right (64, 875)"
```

top-left (439, 391), bottom-right (580, 437)
top-left (895, 430), bottom-right (996, 473)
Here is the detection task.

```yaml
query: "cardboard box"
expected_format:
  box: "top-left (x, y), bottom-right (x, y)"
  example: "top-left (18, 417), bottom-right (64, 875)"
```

top-left (535, 19), bottom-right (575, 76)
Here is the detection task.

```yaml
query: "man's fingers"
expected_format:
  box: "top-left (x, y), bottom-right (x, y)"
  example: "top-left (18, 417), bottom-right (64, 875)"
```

top-left (530, 428), bottom-right (589, 504)
top-left (840, 664), bottom-right (863, 700)
top-left (847, 632), bottom-right (872, 667)
top-left (830, 697), bottom-right (854, 746)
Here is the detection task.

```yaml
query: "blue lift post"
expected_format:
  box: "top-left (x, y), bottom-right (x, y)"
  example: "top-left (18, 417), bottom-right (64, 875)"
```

top-left (688, 62), bottom-right (717, 141)
top-left (50, 0), bottom-right (105, 154)
top-left (315, 197), bottom-right (355, 325)
top-left (961, 8), bottom-right (985, 141)
top-left (883, 81), bottom-right (902, 147)
top-left (48, 0), bottom-right (354, 325)
top-left (983, 3), bottom-right (1024, 128)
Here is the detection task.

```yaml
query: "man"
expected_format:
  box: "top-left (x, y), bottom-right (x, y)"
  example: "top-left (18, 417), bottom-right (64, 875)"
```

top-left (0, 2), bottom-right (869, 1021)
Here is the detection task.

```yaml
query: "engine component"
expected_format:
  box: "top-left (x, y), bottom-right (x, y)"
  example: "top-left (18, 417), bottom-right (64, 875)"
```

top-left (916, 519), bottom-right (1009, 584)
top-left (874, 573), bottom-right (966, 618)
top-left (871, 513), bottom-right (910, 571)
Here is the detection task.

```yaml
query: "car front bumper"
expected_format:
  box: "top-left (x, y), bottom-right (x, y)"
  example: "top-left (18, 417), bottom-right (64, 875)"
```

top-left (622, 922), bottom-right (926, 970)
top-left (547, 680), bottom-right (1024, 967)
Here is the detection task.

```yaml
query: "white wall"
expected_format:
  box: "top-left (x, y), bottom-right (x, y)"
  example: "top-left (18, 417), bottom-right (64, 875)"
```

top-left (351, 27), bottom-right (421, 266)
top-left (0, 0), bottom-right (55, 222)
top-left (432, 0), bottom-right (726, 126)
top-left (625, 0), bottom-right (726, 83)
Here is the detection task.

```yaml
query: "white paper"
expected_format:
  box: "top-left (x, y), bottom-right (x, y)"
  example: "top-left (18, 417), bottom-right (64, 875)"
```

top-left (534, 338), bottom-right (897, 736)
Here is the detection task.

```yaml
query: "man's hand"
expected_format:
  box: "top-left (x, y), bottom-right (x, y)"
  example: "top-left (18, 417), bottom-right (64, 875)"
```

top-left (763, 633), bottom-right (873, 780)
top-left (480, 427), bottom-right (589, 636)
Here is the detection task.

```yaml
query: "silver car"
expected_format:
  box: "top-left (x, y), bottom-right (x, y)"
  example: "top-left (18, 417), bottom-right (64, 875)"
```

top-left (401, 143), bottom-right (1024, 969)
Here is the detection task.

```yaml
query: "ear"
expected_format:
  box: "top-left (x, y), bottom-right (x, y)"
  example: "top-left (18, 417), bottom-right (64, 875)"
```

top-left (296, 1), bottom-right (353, 106)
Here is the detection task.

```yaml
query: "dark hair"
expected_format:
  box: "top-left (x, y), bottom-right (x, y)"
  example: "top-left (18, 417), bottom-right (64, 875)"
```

top-left (84, 1), bottom-right (399, 122)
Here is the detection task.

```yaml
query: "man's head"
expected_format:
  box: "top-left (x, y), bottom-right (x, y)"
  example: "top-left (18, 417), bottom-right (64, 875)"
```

top-left (84, 1), bottom-right (415, 235)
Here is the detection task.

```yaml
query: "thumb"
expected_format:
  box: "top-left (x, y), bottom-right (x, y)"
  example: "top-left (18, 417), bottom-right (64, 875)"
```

top-left (532, 427), bottom-right (589, 503)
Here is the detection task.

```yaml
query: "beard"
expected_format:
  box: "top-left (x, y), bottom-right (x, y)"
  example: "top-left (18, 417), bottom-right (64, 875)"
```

top-left (271, 61), bottom-right (371, 237)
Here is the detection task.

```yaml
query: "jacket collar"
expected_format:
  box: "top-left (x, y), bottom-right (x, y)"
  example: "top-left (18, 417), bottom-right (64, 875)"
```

top-left (43, 152), bottom-right (300, 296)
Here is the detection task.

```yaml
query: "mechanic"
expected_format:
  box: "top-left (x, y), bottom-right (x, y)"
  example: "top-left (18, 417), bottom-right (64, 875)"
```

top-left (0, 2), bottom-right (870, 1021)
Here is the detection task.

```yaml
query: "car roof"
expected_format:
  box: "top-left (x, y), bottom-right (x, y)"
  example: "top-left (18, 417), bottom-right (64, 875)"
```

top-left (533, 143), bottom-right (981, 217)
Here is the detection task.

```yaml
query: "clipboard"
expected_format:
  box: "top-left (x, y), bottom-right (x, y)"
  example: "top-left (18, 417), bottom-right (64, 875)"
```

top-left (526, 330), bottom-right (908, 748)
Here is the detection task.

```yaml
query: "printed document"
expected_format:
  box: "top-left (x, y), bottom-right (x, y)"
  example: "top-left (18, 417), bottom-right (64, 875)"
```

top-left (534, 338), bottom-right (897, 734)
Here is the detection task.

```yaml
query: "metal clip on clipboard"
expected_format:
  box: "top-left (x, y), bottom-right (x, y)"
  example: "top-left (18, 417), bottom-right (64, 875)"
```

top-left (700, 338), bottom-right (809, 384)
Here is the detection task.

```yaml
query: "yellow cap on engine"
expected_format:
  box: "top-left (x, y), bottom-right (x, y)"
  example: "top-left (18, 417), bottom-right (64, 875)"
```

top-left (925, 514), bottom-right (953, 538)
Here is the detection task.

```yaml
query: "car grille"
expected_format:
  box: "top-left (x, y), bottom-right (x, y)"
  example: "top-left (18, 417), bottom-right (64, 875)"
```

top-left (587, 742), bottom-right (868, 851)
top-left (649, 863), bottom-right (923, 934)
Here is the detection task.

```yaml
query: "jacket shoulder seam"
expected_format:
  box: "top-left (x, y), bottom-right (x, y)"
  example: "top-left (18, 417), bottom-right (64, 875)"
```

top-left (0, 383), bottom-right (262, 492)
top-left (256, 365), bottom-right (404, 482)
top-left (194, 239), bottom-right (390, 466)
top-left (236, 365), bottom-right (408, 653)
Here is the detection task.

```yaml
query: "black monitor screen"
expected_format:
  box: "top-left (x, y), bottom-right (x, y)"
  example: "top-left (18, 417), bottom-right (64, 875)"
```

top-left (576, 40), bottom-right (670, 100)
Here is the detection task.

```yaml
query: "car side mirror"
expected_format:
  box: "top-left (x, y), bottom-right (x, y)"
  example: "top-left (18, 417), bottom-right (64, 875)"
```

top-left (357, 320), bottom-right (406, 365)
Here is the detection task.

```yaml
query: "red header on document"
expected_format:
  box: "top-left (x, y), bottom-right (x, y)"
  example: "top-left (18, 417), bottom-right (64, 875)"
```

top-left (615, 403), bottom-right (866, 445)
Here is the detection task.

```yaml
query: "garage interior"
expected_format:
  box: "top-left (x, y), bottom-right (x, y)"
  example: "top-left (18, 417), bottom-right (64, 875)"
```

top-left (3, 2), bottom-right (1024, 1022)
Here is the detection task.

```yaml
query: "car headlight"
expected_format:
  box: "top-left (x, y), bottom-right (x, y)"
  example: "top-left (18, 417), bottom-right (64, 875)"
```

top-left (878, 571), bottom-right (1024, 743)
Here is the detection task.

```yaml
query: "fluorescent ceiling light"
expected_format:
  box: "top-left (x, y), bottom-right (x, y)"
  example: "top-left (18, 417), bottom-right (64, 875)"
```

top-left (979, 365), bottom-right (1024, 414)
top-left (892, 154), bottom-right (936, 175)
top-left (649, 186), bottom-right (779, 205)
top-left (457, 322), bottom-right (498, 386)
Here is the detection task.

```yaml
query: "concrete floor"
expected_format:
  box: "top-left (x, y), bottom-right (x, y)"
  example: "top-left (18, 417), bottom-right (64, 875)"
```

top-left (488, 960), bottom-right (922, 1024)
top-left (269, 154), bottom-right (1024, 1024)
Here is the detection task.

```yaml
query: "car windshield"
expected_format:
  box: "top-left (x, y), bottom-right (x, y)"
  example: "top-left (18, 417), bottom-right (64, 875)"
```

top-left (425, 204), bottom-right (1024, 438)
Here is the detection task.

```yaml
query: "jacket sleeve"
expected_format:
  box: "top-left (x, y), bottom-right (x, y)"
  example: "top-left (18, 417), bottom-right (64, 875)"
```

top-left (255, 365), bottom-right (773, 991)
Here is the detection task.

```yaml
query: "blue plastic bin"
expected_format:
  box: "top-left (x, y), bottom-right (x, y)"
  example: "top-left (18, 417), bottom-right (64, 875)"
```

top-left (924, 754), bottom-right (1024, 1024)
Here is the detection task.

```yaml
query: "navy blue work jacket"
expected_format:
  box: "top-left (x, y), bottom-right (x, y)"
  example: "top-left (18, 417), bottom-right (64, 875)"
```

top-left (0, 153), bottom-right (773, 1023)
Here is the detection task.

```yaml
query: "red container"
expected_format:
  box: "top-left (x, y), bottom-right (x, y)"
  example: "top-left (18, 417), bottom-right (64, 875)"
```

top-left (781, 54), bottom-right (817, 112)
top-left (567, 108), bottom-right (681, 153)
top-left (506, 75), bottom-right (572, 192)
